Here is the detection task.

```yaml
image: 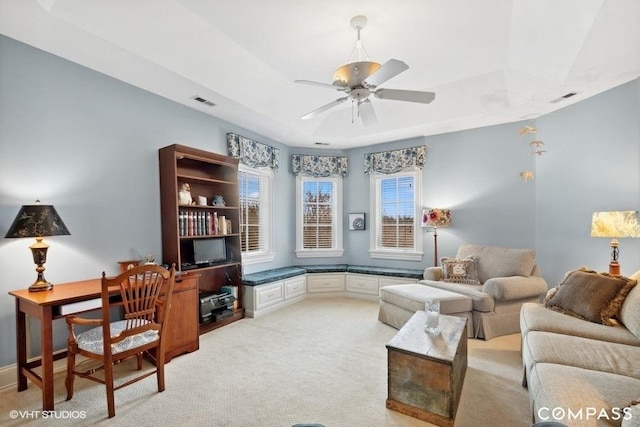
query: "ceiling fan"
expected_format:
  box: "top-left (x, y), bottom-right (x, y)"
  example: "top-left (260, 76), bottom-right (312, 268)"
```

top-left (295, 15), bottom-right (435, 125)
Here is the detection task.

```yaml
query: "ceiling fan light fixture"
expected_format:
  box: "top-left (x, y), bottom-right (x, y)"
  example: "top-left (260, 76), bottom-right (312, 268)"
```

top-left (295, 15), bottom-right (435, 125)
top-left (333, 61), bottom-right (381, 87)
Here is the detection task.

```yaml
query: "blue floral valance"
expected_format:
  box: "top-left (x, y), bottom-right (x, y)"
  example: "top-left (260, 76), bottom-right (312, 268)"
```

top-left (363, 146), bottom-right (426, 175)
top-left (227, 132), bottom-right (280, 170)
top-left (290, 154), bottom-right (348, 178)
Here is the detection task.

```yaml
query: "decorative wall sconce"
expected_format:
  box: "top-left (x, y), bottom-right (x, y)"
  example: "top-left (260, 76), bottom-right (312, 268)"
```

top-left (519, 125), bottom-right (547, 181)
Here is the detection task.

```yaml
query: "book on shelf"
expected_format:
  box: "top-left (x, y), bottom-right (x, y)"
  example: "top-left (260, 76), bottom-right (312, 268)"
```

top-left (179, 209), bottom-right (223, 237)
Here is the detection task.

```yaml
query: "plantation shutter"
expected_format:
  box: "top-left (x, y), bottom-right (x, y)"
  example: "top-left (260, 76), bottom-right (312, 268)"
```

top-left (239, 169), bottom-right (269, 253)
top-left (377, 175), bottom-right (415, 249)
top-left (302, 181), bottom-right (335, 249)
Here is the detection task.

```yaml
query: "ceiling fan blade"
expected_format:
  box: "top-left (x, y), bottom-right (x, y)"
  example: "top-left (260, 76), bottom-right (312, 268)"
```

top-left (300, 97), bottom-right (349, 120)
top-left (363, 59), bottom-right (408, 88)
top-left (295, 80), bottom-right (348, 91)
top-left (359, 99), bottom-right (377, 126)
top-left (374, 88), bottom-right (436, 104)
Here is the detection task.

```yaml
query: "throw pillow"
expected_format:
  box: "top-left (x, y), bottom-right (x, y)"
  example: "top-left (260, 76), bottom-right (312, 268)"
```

top-left (440, 256), bottom-right (480, 285)
top-left (545, 268), bottom-right (637, 325)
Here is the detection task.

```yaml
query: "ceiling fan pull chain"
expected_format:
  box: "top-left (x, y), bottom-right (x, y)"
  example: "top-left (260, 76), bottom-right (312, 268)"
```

top-left (351, 100), bottom-right (355, 123)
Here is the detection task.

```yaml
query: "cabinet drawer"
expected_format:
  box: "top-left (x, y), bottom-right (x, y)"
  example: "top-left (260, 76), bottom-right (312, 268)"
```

top-left (307, 274), bottom-right (345, 293)
top-left (255, 282), bottom-right (284, 309)
top-left (346, 274), bottom-right (379, 295)
top-left (284, 276), bottom-right (306, 300)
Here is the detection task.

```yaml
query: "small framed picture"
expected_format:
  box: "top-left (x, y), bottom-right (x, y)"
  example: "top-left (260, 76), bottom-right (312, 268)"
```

top-left (348, 213), bottom-right (366, 230)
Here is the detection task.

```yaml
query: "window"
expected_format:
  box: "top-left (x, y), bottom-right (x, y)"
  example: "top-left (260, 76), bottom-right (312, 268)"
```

top-left (238, 164), bottom-right (274, 264)
top-left (296, 176), bottom-right (343, 258)
top-left (370, 169), bottom-right (422, 260)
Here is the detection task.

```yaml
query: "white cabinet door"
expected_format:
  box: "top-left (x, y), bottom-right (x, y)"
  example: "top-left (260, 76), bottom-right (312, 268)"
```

top-left (307, 273), bottom-right (345, 293)
top-left (284, 276), bottom-right (307, 300)
top-left (346, 274), bottom-right (379, 295)
top-left (255, 281), bottom-right (284, 310)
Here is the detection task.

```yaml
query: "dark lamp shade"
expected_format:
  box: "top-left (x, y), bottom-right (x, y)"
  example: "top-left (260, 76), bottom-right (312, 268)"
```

top-left (5, 204), bottom-right (71, 238)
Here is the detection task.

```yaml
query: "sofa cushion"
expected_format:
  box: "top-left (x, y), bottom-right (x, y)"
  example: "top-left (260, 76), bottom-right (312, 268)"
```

top-left (545, 269), bottom-right (637, 325)
top-left (379, 284), bottom-right (473, 314)
top-left (619, 271), bottom-right (640, 339)
top-left (418, 279), bottom-right (495, 312)
top-left (440, 256), bottom-right (480, 285)
top-left (623, 403), bottom-right (640, 427)
top-left (529, 363), bottom-right (640, 426)
top-left (455, 244), bottom-right (536, 283)
top-left (520, 303), bottom-right (640, 346)
top-left (523, 331), bottom-right (640, 380)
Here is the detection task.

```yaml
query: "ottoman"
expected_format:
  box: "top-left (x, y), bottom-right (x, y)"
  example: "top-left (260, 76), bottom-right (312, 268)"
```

top-left (379, 284), bottom-right (474, 337)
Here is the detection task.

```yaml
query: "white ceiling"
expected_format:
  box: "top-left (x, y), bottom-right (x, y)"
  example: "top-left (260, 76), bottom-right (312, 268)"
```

top-left (1, 0), bottom-right (639, 149)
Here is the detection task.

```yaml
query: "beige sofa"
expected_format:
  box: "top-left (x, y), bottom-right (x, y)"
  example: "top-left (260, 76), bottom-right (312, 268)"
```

top-left (520, 270), bottom-right (640, 427)
top-left (418, 244), bottom-right (548, 339)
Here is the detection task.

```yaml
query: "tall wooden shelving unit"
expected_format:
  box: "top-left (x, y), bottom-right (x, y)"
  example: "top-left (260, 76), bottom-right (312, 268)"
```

top-left (159, 144), bottom-right (244, 334)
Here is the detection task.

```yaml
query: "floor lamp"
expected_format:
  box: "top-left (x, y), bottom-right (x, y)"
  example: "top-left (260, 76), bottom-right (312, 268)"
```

top-left (590, 211), bottom-right (639, 276)
top-left (423, 208), bottom-right (451, 266)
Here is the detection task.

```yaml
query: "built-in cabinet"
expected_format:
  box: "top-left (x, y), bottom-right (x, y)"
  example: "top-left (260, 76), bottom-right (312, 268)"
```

top-left (245, 273), bottom-right (419, 317)
top-left (159, 144), bottom-right (244, 334)
top-left (245, 276), bottom-right (307, 317)
top-left (346, 273), bottom-right (420, 297)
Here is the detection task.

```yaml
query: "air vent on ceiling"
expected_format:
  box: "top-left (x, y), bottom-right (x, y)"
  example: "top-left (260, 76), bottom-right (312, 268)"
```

top-left (192, 96), bottom-right (215, 107)
top-left (550, 92), bottom-right (578, 104)
top-left (314, 142), bottom-right (330, 146)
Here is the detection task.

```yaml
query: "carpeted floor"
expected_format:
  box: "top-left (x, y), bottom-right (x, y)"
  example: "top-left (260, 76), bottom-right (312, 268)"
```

top-left (0, 297), bottom-right (532, 426)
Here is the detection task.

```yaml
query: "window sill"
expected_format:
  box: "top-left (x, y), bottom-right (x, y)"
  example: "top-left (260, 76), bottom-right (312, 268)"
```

top-left (369, 249), bottom-right (423, 261)
top-left (295, 248), bottom-right (345, 258)
top-left (242, 252), bottom-right (276, 266)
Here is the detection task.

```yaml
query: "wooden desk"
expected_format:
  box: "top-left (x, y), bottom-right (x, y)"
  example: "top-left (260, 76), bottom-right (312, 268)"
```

top-left (9, 274), bottom-right (199, 411)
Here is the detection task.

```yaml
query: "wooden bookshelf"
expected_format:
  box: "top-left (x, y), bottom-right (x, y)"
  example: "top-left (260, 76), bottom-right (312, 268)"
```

top-left (159, 144), bottom-right (244, 334)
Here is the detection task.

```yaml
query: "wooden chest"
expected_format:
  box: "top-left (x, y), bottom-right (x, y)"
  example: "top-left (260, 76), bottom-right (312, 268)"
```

top-left (386, 312), bottom-right (468, 427)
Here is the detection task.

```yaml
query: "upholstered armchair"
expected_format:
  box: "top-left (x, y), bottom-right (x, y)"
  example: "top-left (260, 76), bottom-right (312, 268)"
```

top-left (419, 244), bottom-right (548, 339)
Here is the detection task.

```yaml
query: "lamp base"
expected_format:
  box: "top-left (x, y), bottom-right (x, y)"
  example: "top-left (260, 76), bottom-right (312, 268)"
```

top-left (28, 239), bottom-right (54, 292)
top-left (29, 278), bottom-right (53, 292)
top-left (609, 261), bottom-right (620, 276)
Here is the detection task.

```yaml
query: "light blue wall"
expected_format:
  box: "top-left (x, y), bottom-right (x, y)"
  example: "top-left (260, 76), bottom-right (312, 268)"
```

top-left (344, 125), bottom-right (536, 270)
top-left (535, 79), bottom-right (640, 286)
top-left (0, 35), bottom-right (293, 364)
top-left (1, 34), bottom-right (639, 367)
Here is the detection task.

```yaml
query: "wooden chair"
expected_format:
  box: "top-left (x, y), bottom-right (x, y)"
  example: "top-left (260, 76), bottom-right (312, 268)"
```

top-left (65, 264), bottom-right (176, 418)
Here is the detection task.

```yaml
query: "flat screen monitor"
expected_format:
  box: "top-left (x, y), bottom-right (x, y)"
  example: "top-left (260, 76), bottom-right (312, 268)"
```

top-left (193, 239), bottom-right (226, 264)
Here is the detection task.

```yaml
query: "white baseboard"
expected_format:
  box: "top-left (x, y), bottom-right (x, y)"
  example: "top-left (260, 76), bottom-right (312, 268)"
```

top-left (0, 353), bottom-right (85, 391)
top-left (0, 364), bottom-right (17, 391)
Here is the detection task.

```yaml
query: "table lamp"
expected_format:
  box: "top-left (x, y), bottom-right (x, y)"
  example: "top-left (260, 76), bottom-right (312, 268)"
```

top-left (5, 201), bottom-right (71, 291)
top-left (422, 208), bottom-right (451, 266)
top-left (590, 211), bottom-right (639, 276)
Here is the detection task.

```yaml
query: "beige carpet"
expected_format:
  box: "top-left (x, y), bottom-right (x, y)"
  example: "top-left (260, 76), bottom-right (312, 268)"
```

top-left (0, 297), bottom-right (532, 426)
